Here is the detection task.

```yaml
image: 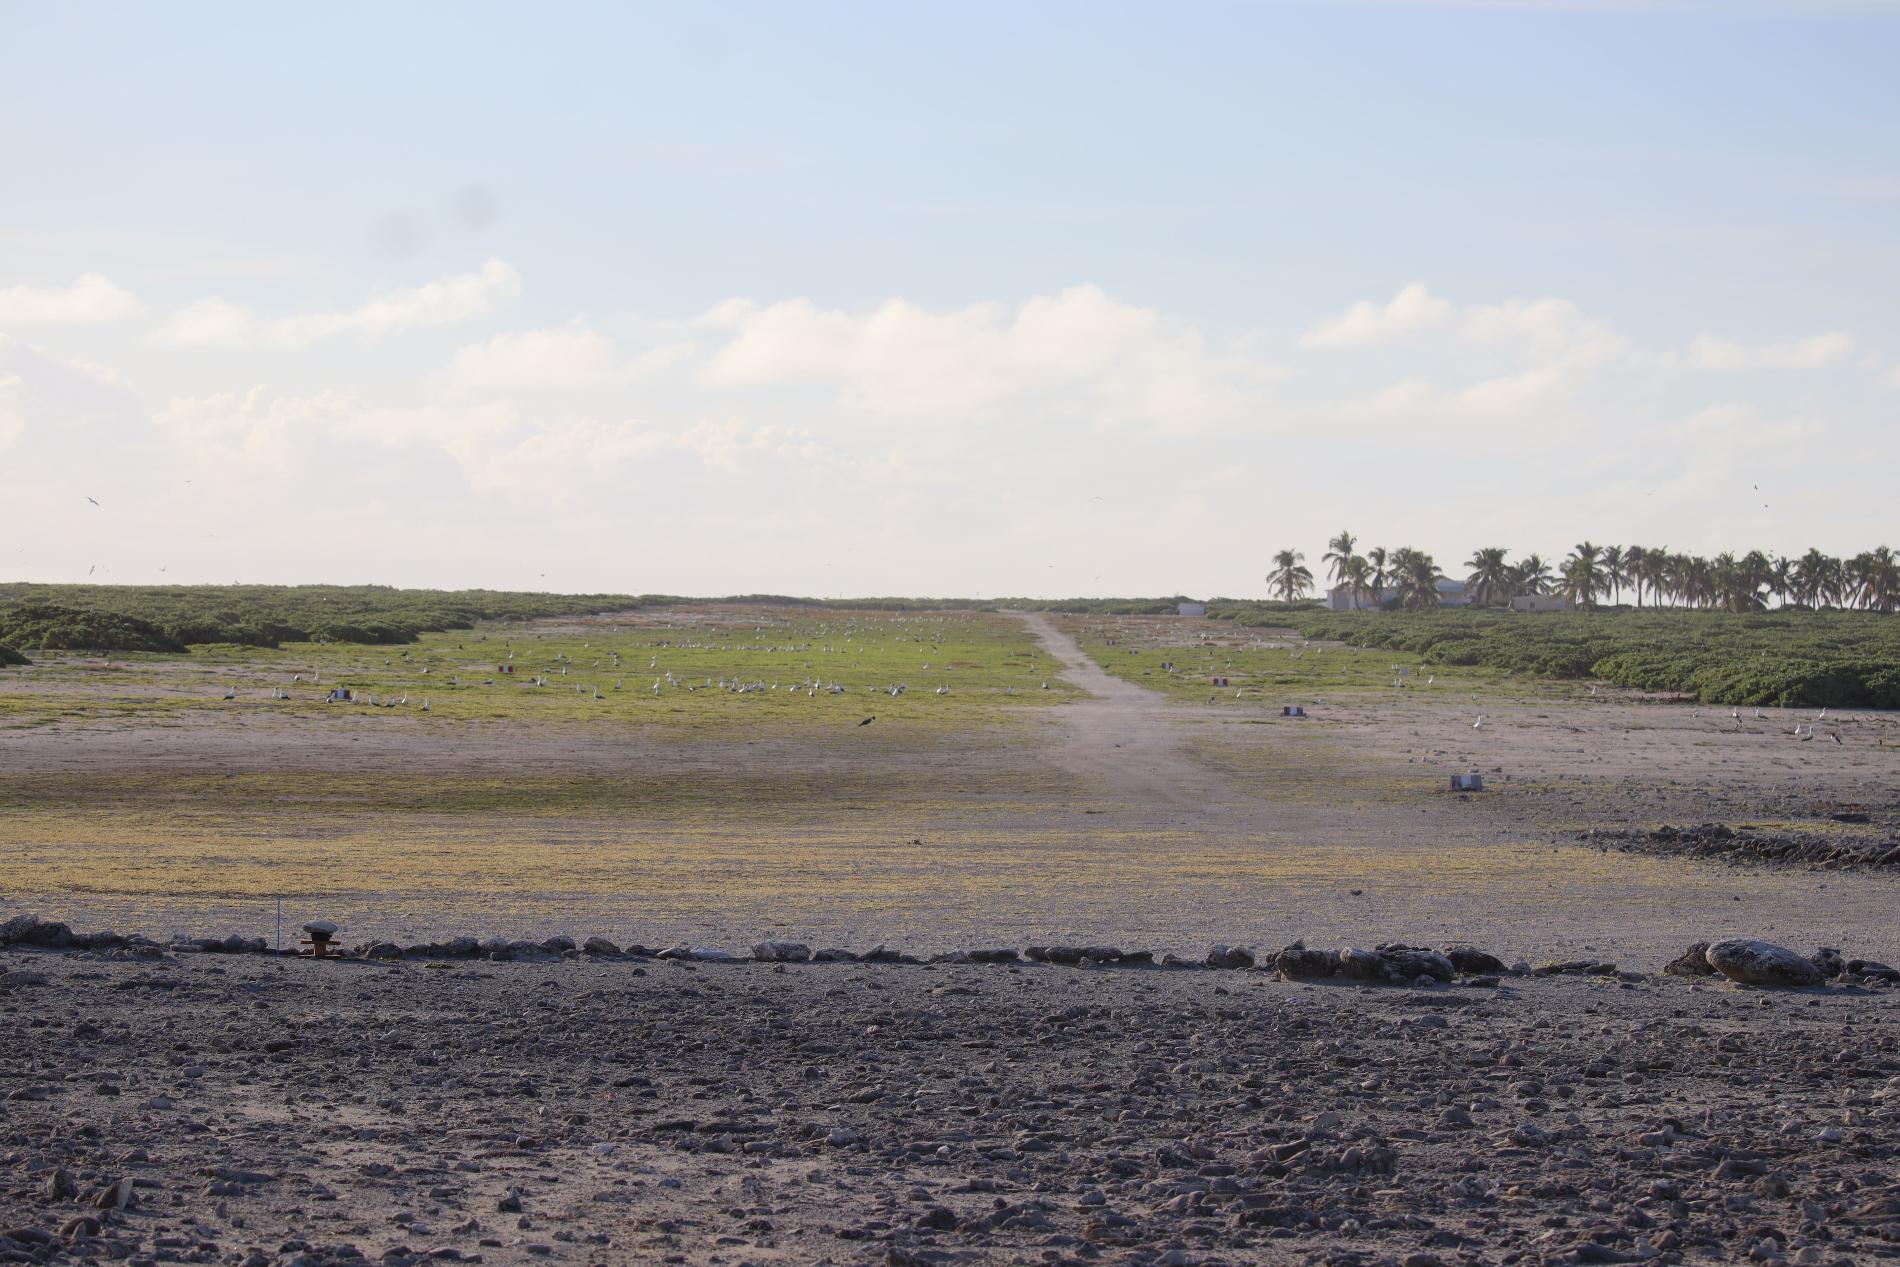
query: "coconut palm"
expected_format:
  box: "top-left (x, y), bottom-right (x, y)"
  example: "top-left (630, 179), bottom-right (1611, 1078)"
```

top-left (1601, 545), bottom-right (1626, 605)
top-left (1564, 542), bottom-right (1605, 608)
top-left (1512, 553), bottom-right (1554, 596)
top-left (1266, 549), bottom-right (1314, 603)
top-left (1768, 555), bottom-right (1795, 607)
top-left (1365, 547), bottom-right (1389, 597)
top-left (1322, 531), bottom-right (1358, 587)
top-left (1624, 545), bottom-right (1649, 607)
top-left (1464, 547), bottom-right (1512, 607)
top-left (1856, 546), bottom-right (1900, 613)
top-left (1792, 548), bottom-right (1836, 608)
top-left (1388, 547), bottom-right (1442, 610)
top-left (1644, 548), bottom-right (1674, 607)
top-left (1341, 555), bottom-right (1374, 607)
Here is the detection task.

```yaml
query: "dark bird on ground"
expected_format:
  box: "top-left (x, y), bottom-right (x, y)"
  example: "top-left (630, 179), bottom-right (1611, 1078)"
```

top-left (858, 716), bottom-right (875, 726)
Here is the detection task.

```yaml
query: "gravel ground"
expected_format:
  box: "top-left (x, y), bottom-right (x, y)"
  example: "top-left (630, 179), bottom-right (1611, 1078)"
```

top-left (3, 948), bottom-right (1898, 1267)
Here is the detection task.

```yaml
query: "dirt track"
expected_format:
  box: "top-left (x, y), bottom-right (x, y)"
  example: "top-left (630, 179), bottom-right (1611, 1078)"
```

top-left (1012, 610), bottom-right (1218, 811)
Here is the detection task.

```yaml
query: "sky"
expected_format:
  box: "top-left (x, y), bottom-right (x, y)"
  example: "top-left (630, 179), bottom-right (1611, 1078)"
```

top-left (3, 0), bottom-right (1897, 599)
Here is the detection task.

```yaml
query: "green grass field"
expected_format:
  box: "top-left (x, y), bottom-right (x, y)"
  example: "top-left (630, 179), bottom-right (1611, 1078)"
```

top-left (1056, 614), bottom-right (1529, 704)
top-left (0, 606), bottom-right (1077, 733)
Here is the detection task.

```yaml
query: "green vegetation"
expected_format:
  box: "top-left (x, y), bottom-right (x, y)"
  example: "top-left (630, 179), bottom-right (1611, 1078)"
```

top-left (1219, 607), bottom-right (1900, 708)
top-left (0, 606), bottom-right (1076, 733)
top-left (0, 584), bottom-right (647, 649)
top-left (0, 604), bottom-right (186, 653)
top-left (1066, 613), bottom-right (1510, 704)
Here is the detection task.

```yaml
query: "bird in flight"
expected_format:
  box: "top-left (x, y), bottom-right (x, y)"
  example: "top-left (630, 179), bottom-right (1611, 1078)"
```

top-left (86, 497), bottom-right (100, 506)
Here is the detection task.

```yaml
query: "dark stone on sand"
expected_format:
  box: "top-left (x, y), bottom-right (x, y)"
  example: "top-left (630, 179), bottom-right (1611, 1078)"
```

top-left (966, 948), bottom-right (1019, 964)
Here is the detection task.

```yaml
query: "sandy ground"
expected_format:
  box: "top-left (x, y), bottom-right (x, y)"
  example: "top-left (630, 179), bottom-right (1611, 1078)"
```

top-left (1, 610), bottom-right (1897, 965)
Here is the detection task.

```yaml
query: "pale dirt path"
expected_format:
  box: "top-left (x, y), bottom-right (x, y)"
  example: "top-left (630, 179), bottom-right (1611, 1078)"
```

top-left (1008, 609), bottom-right (1236, 811)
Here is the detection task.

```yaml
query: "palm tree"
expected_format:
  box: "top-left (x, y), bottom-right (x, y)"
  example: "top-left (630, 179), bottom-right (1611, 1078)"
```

top-left (1564, 541), bottom-right (1605, 608)
top-left (1464, 547), bottom-right (1512, 607)
top-left (1856, 546), bottom-right (1899, 613)
top-left (1601, 545), bottom-right (1626, 605)
top-left (1768, 555), bottom-right (1795, 608)
top-left (1365, 547), bottom-right (1390, 600)
top-left (1678, 554), bottom-right (1713, 608)
top-left (1341, 555), bottom-right (1374, 608)
top-left (1322, 531), bottom-right (1358, 588)
top-left (1710, 551), bottom-right (1770, 613)
top-left (1643, 548), bottom-right (1673, 607)
top-left (1791, 548), bottom-right (1835, 608)
top-left (1624, 545), bottom-right (1648, 607)
top-left (1388, 547), bottom-right (1442, 610)
top-left (1512, 553), bottom-right (1554, 596)
top-left (1266, 549), bottom-right (1314, 603)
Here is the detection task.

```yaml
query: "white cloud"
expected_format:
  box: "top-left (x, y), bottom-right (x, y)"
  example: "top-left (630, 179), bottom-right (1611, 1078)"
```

top-left (436, 324), bottom-right (693, 396)
top-left (1685, 330), bottom-right (1858, 371)
top-left (0, 273), bottom-right (138, 324)
top-left (1299, 283), bottom-right (1450, 349)
top-left (1319, 288), bottom-right (1628, 424)
top-left (153, 298), bottom-right (259, 348)
top-left (700, 284), bottom-right (1277, 435)
top-left (1460, 296), bottom-right (1625, 364)
top-left (151, 258), bottom-right (521, 348)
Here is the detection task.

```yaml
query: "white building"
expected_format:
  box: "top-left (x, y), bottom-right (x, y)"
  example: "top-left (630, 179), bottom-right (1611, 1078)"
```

top-left (1510, 594), bottom-right (1570, 612)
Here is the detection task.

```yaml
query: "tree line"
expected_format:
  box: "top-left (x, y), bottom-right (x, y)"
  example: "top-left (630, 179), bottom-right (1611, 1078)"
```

top-left (1265, 534), bottom-right (1900, 614)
